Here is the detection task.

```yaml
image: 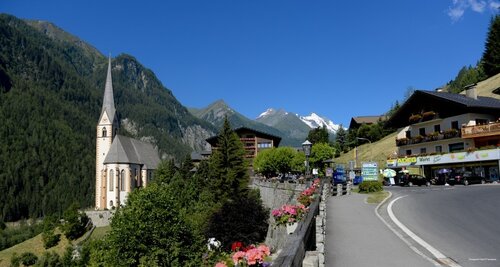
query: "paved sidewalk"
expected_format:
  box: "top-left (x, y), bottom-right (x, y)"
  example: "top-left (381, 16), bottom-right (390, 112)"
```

top-left (324, 193), bottom-right (434, 267)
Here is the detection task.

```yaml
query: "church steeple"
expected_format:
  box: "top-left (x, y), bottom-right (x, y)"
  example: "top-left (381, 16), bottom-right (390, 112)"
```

top-left (101, 56), bottom-right (116, 121)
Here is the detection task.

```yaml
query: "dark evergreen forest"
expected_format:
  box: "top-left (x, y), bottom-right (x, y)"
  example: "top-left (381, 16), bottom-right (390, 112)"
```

top-left (0, 14), bottom-right (215, 222)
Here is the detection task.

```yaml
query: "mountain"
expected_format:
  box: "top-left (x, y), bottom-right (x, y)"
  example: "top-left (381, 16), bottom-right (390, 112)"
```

top-left (255, 108), bottom-right (311, 141)
top-left (256, 108), bottom-right (340, 142)
top-left (190, 101), bottom-right (303, 146)
top-left (299, 112), bottom-right (340, 133)
top-left (0, 14), bottom-right (215, 221)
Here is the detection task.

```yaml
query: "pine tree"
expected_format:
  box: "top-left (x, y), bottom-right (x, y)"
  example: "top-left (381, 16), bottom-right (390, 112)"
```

top-left (482, 15), bottom-right (500, 77)
top-left (209, 117), bottom-right (248, 202)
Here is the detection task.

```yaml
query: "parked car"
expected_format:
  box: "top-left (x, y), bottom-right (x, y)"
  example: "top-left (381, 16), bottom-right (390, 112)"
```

top-left (353, 176), bottom-right (363, 185)
top-left (451, 171), bottom-right (487, 185)
top-left (399, 174), bottom-right (431, 186)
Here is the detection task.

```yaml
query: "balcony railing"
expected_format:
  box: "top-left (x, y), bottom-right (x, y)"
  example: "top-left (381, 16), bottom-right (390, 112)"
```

top-left (461, 122), bottom-right (500, 138)
top-left (395, 129), bottom-right (462, 147)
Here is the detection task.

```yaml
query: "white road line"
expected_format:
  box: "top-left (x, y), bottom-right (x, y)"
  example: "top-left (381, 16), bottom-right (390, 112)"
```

top-left (375, 193), bottom-right (440, 266)
top-left (387, 196), bottom-right (462, 267)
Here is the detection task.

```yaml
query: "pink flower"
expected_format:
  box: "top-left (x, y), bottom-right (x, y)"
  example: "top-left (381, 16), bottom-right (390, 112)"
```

top-left (232, 251), bottom-right (246, 265)
top-left (215, 262), bottom-right (227, 267)
top-left (245, 248), bottom-right (263, 265)
top-left (258, 244), bottom-right (271, 256)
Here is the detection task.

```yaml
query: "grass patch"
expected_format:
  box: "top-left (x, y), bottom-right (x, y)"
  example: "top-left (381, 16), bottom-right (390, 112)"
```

top-left (89, 225), bottom-right (111, 241)
top-left (0, 228), bottom-right (70, 267)
top-left (366, 191), bottom-right (390, 204)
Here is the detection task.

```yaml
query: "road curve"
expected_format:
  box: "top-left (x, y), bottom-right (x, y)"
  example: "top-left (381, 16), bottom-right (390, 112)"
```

top-left (387, 185), bottom-right (500, 267)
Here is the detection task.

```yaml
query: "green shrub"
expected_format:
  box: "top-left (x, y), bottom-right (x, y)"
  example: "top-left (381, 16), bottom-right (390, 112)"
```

top-left (20, 252), bottom-right (38, 266)
top-left (42, 230), bottom-right (61, 249)
top-left (358, 181), bottom-right (383, 193)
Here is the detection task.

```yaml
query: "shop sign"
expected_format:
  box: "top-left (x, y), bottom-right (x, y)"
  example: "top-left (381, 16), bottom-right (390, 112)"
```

top-left (396, 157), bottom-right (417, 166)
top-left (361, 162), bottom-right (378, 181)
top-left (386, 159), bottom-right (397, 167)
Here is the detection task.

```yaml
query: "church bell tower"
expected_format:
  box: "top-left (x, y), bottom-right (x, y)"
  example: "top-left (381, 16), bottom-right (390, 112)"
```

top-left (95, 57), bottom-right (118, 209)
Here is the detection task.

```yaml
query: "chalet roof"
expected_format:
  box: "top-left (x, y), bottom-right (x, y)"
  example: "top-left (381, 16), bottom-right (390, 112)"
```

top-left (104, 135), bottom-right (160, 169)
top-left (206, 126), bottom-right (282, 147)
top-left (386, 90), bottom-right (500, 128)
top-left (348, 115), bottom-right (387, 129)
top-left (190, 151), bottom-right (212, 161)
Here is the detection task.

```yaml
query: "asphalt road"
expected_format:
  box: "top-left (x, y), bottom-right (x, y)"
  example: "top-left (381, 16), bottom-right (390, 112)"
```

top-left (388, 184), bottom-right (500, 267)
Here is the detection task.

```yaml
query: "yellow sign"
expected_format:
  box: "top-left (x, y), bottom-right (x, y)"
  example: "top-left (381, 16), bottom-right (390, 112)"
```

top-left (397, 157), bottom-right (417, 164)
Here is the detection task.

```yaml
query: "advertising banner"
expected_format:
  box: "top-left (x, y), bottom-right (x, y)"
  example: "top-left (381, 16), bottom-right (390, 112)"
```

top-left (386, 148), bottom-right (500, 167)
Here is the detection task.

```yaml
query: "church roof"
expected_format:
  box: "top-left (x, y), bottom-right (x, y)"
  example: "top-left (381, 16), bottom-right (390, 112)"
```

top-left (104, 135), bottom-right (160, 169)
top-left (101, 57), bottom-right (116, 122)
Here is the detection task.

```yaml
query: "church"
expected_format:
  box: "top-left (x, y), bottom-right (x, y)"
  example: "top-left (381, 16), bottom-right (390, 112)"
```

top-left (95, 57), bottom-right (160, 210)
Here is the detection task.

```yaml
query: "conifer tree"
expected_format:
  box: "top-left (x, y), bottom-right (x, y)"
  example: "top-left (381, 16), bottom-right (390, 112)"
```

top-left (209, 117), bottom-right (248, 201)
top-left (482, 15), bottom-right (500, 77)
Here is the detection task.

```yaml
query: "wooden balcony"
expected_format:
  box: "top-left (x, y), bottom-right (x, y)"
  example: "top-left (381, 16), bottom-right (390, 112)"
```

top-left (462, 122), bottom-right (500, 139)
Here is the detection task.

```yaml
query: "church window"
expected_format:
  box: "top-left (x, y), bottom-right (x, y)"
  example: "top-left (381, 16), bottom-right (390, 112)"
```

top-left (102, 127), bottom-right (107, 137)
top-left (109, 170), bottom-right (114, 191)
top-left (120, 170), bottom-right (125, 191)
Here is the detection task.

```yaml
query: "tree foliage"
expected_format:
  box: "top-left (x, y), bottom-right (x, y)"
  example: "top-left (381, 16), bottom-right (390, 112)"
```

top-left (208, 118), bottom-right (249, 202)
top-left (96, 183), bottom-right (202, 266)
top-left (309, 143), bottom-right (335, 173)
top-left (482, 14), bottom-right (500, 77)
top-left (307, 126), bottom-right (329, 145)
top-left (253, 147), bottom-right (305, 177)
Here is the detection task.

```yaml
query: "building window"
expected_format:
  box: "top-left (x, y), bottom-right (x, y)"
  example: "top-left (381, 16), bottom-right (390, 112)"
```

top-left (135, 169), bottom-right (140, 187)
top-left (420, 148), bottom-right (426, 154)
top-left (109, 169), bottom-right (114, 191)
top-left (120, 170), bottom-right (125, 191)
top-left (449, 142), bottom-right (464, 152)
top-left (406, 149), bottom-right (412, 155)
top-left (102, 127), bottom-right (107, 137)
top-left (434, 124), bottom-right (441, 133)
top-left (405, 130), bottom-right (411, 139)
top-left (451, 121), bottom-right (459, 130)
top-left (435, 145), bottom-right (442, 153)
top-left (475, 118), bottom-right (488, 125)
top-left (109, 200), bottom-right (113, 207)
top-left (419, 128), bottom-right (426, 136)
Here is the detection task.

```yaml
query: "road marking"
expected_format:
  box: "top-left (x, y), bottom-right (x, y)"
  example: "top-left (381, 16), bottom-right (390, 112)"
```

top-left (387, 196), bottom-right (462, 267)
top-left (375, 193), bottom-right (440, 266)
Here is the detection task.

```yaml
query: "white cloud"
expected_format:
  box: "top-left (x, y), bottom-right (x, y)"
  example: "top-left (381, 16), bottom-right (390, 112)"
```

top-left (447, 0), bottom-right (499, 21)
top-left (490, 1), bottom-right (500, 10)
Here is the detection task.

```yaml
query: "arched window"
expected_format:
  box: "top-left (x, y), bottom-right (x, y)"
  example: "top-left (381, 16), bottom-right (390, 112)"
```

top-left (102, 127), bottom-right (107, 137)
top-left (109, 169), bottom-right (114, 191)
top-left (109, 200), bottom-right (113, 207)
top-left (120, 170), bottom-right (125, 191)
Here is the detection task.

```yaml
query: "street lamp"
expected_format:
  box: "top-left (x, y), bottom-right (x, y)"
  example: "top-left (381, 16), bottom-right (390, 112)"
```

top-left (355, 137), bottom-right (372, 168)
top-left (302, 140), bottom-right (312, 178)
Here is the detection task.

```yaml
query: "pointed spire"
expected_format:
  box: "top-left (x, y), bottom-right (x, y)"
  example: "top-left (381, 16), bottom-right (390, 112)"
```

top-left (101, 56), bottom-right (116, 121)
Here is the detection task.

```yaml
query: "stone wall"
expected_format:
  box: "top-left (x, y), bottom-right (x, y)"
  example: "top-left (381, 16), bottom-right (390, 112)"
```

top-left (250, 180), bottom-right (308, 254)
top-left (85, 210), bottom-right (113, 227)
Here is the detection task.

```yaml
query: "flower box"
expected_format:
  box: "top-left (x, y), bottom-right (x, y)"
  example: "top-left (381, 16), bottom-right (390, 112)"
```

top-left (409, 114), bottom-right (422, 123)
top-left (286, 222), bottom-right (298, 235)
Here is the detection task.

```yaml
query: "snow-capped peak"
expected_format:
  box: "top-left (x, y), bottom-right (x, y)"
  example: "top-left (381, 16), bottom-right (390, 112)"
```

top-left (257, 108), bottom-right (275, 119)
top-left (299, 113), bottom-right (340, 133)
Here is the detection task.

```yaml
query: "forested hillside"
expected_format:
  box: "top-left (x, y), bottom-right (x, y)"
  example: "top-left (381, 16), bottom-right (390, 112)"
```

top-left (0, 14), bottom-right (215, 222)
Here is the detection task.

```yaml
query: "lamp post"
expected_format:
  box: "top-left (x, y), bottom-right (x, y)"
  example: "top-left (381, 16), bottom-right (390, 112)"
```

top-left (355, 137), bottom-right (372, 168)
top-left (302, 140), bottom-right (312, 178)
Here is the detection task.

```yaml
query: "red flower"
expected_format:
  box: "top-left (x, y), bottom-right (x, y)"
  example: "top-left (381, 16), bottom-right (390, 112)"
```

top-left (231, 241), bottom-right (243, 252)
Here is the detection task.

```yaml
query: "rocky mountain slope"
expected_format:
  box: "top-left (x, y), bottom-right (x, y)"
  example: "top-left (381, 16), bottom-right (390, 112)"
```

top-left (0, 14), bottom-right (215, 221)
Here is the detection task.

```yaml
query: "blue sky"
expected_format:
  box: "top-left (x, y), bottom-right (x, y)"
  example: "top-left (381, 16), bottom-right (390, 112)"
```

top-left (2, 0), bottom-right (499, 127)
